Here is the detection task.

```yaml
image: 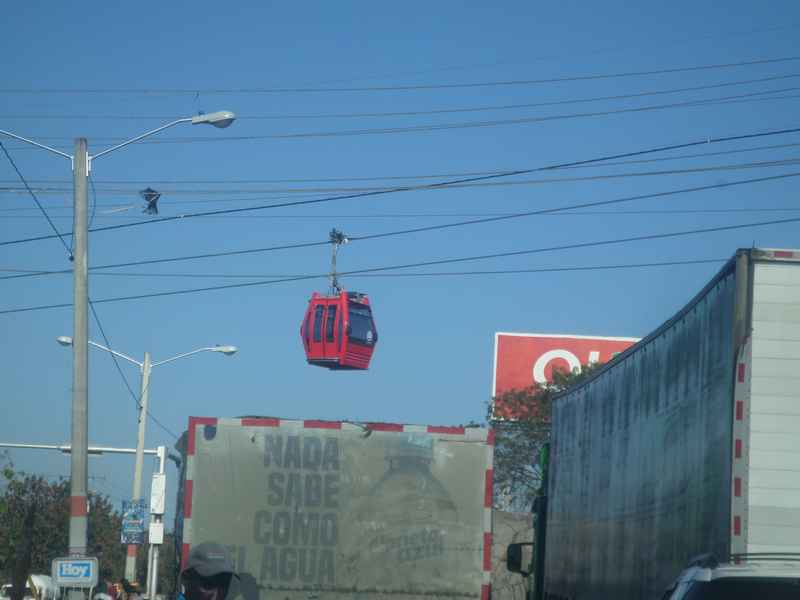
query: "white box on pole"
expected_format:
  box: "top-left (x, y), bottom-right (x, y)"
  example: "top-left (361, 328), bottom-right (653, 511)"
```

top-left (149, 521), bottom-right (164, 544)
top-left (149, 472), bottom-right (166, 515)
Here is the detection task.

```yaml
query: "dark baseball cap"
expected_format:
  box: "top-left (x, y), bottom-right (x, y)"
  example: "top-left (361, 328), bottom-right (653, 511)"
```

top-left (183, 543), bottom-right (238, 578)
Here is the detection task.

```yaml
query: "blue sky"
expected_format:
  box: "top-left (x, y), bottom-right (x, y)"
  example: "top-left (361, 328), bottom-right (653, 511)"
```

top-left (1, 1), bottom-right (799, 523)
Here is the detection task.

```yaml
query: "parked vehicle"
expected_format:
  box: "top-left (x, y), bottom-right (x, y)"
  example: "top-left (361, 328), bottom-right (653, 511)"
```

top-left (660, 553), bottom-right (800, 599)
top-left (1, 576), bottom-right (57, 600)
top-left (174, 416), bottom-right (494, 599)
top-left (28, 576), bottom-right (57, 600)
top-left (0, 584), bottom-right (33, 600)
top-left (508, 248), bottom-right (800, 600)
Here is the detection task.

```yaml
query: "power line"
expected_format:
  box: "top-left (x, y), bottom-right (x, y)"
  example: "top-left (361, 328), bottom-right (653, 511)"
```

top-left (89, 302), bottom-right (140, 408)
top-left (1, 216), bottom-right (796, 315)
top-left (5, 257), bottom-right (729, 280)
top-left (2, 170), bottom-right (797, 282)
top-left (3, 123), bottom-right (800, 249)
top-left (0, 140), bottom-right (74, 259)
top-left (139, 89), bottom-right (800, 142)
top-left (2, 56), bottom-right (798, 94)
top-left (3, 206), bottom-right (800, 223)
top-left (90, 300), bottom-right (180, 440)
top-left (0, 144), bottom-right (178, 442)
top-left (277, 23), bottom-right (800, 87)
top-left (12, 87), bottom-right (800, 145)
top-left (3, 73), bottom-right (799, 121)
top-left (3, 140), bottom-right (800, 190)
top-left (2, 92), bottom-right (799, 158)
top-left (4, 155), bottom-right (799, 196)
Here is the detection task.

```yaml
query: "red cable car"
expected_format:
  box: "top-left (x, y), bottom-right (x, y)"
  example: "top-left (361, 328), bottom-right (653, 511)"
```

top-left (300, 230), bottom-right (378, 370)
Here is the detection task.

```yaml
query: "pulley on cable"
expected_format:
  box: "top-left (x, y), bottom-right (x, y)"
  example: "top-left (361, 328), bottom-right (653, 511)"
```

top-left (300, 229), bottom-right (378, 370)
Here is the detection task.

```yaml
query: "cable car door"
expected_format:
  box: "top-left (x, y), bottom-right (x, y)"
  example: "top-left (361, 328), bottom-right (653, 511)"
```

top-left (307, 302), bottom-right (328, 360)
top-left (324, 302), bottom-right (340, 359)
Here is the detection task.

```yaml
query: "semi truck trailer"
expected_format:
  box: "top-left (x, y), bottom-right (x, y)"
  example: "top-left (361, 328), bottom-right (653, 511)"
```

top-left (174, 416), bottom-right (495, 599)
top-left (511, 248), bottom-right (800, 599)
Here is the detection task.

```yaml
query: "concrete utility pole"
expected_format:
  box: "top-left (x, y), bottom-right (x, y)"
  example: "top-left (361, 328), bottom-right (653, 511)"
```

top-left (56, 338), bottom-right (237, 583)
top-left (126, 352), bottom-right (152, 582)
top-left (70, 138), bottom-right (90, 557)
top-left (1, 110), bottom-right (235, 578)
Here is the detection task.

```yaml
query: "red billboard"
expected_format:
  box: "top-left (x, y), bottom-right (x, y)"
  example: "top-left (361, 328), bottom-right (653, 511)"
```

top-left (492, 332), bottom-right (638, 414)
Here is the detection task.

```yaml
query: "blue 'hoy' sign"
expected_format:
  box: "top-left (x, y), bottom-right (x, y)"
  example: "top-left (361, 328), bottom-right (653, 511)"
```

top-left (52, 557), bottom-right (99, 588)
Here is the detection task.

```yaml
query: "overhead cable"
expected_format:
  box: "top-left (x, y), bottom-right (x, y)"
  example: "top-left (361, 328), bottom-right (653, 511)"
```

top-left (137, 89), bottom-right (800, 142)
top-left (12, 87), bottom-right (800, 145)
top-left (2, 170), bottom-right (797, 282)
top-left (3, 155), bottom-right (799, 196)
top-left (3, 123), bottom-right (800, 249)
top-left (4, 140), bottom-right (800, 192)
top-left (1, 56), bottom-right (798, 94)
top-left (0, 216), bottom-right (797, 315)
top-left (2, 73), bottom-right (799, 120)
top-left (0, 141), bottom-right (73, 258)
top-left (2, 257), bottom-right (730, 280)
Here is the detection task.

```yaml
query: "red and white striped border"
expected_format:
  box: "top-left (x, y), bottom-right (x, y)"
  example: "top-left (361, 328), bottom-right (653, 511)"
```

top-left (182, 416), bottom-right (495, 599)
top-left (731, 339), bottom-right (751, 555)
top-left (482, 429), bottom-right (494, 600)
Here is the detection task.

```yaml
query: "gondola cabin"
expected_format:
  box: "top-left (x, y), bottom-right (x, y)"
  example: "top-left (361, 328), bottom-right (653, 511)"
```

top-left (301, 290), bottom-right (378, 370)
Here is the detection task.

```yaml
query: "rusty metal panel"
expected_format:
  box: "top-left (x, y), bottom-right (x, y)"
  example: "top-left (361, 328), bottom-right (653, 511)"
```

top-left (545, 262), bottom-right (738, 600)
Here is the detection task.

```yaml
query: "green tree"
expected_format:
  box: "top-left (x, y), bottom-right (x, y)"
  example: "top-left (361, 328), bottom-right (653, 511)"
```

top-left (0, 474), bottom-right (127, 587)
top-left (0, 451), bottom-right (13, 516)
top-left (134, 532), bottom-right (178, 597)
top-left (488, 362), bottom-right (604, 510)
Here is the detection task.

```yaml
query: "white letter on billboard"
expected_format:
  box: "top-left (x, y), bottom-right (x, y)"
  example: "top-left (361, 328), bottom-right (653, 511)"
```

top-left (532, 349), bottom-right (581, 384)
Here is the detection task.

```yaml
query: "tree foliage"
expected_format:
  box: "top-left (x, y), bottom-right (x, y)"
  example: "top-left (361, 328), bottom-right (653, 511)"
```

top-left (488, 362), bottom-right (604, 511)
top-left (0, 473), bottom-right (126, 587)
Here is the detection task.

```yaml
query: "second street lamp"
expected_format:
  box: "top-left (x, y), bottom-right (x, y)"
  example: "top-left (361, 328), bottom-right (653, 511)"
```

top-left (1, 111), bottom-right (235, 560)
top-left (56, 336), bottom-right (237, 581)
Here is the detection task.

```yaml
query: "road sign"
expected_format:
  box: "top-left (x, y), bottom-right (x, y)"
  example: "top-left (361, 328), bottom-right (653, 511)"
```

top-left (121, 499), bottom-right (148, 544)
top-left (52, 557), bottom-right (99, 588)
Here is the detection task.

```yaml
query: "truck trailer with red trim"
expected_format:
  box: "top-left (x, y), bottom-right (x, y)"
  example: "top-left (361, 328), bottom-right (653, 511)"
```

top-left (509, 248), bottom-right (800, 600)
top-left (174, 416), bottom-right (494, 599)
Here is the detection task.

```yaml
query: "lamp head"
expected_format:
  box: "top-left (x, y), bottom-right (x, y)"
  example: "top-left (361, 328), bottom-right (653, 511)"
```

top-left (191, 111), bottom-right (236, 129)
top-left (214, 345), bottom-right (238, 356)
top-left (56, 336), bottom-right (73, 347)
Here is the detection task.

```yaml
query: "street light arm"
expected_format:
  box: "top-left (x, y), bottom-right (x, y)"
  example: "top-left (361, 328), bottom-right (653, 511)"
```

top-left (151, 347), bottom-right (223, 368)
top-left (0, 128), bottom-right (73, 160)
top-left (87, 340), bottom-right (143, 367)
top-left (90, 118), bottom-right (193, 162)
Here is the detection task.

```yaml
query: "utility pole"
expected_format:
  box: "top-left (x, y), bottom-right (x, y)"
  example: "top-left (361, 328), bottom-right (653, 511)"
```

top-left (1, 110), bottom-right (235, 580)
top-left (126, 352), bottom-right (152, 581)
top-left (69, 138), bottom-right (89, 558)
top-left (147, 446), bottom-right (168, 600)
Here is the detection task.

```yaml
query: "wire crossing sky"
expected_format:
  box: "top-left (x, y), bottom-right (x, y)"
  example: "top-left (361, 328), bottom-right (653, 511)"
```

top-left (2, 1), bottom-right (800, 526)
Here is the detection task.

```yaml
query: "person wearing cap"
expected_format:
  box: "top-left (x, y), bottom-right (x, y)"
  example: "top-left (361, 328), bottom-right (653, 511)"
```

top-left (181, 543), bottom-right (238, 600)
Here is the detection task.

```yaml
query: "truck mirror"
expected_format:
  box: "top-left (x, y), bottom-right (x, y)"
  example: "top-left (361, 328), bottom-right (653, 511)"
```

top-left (506, 542), bottom-right (533, 576)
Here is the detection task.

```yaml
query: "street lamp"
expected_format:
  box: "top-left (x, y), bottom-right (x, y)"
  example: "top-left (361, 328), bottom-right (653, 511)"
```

top-left (56, 336), bottom-right (237, 581)
top-left (1, 113), bottom-right (235, 560)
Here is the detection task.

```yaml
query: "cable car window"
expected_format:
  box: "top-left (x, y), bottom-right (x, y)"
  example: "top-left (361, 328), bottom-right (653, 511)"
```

top-left (348, 304), bottom-right (375, 345)
top-left (313, 305), bottom-right (324, 342)
top-left (326, 305), bottom-right (338, 342)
